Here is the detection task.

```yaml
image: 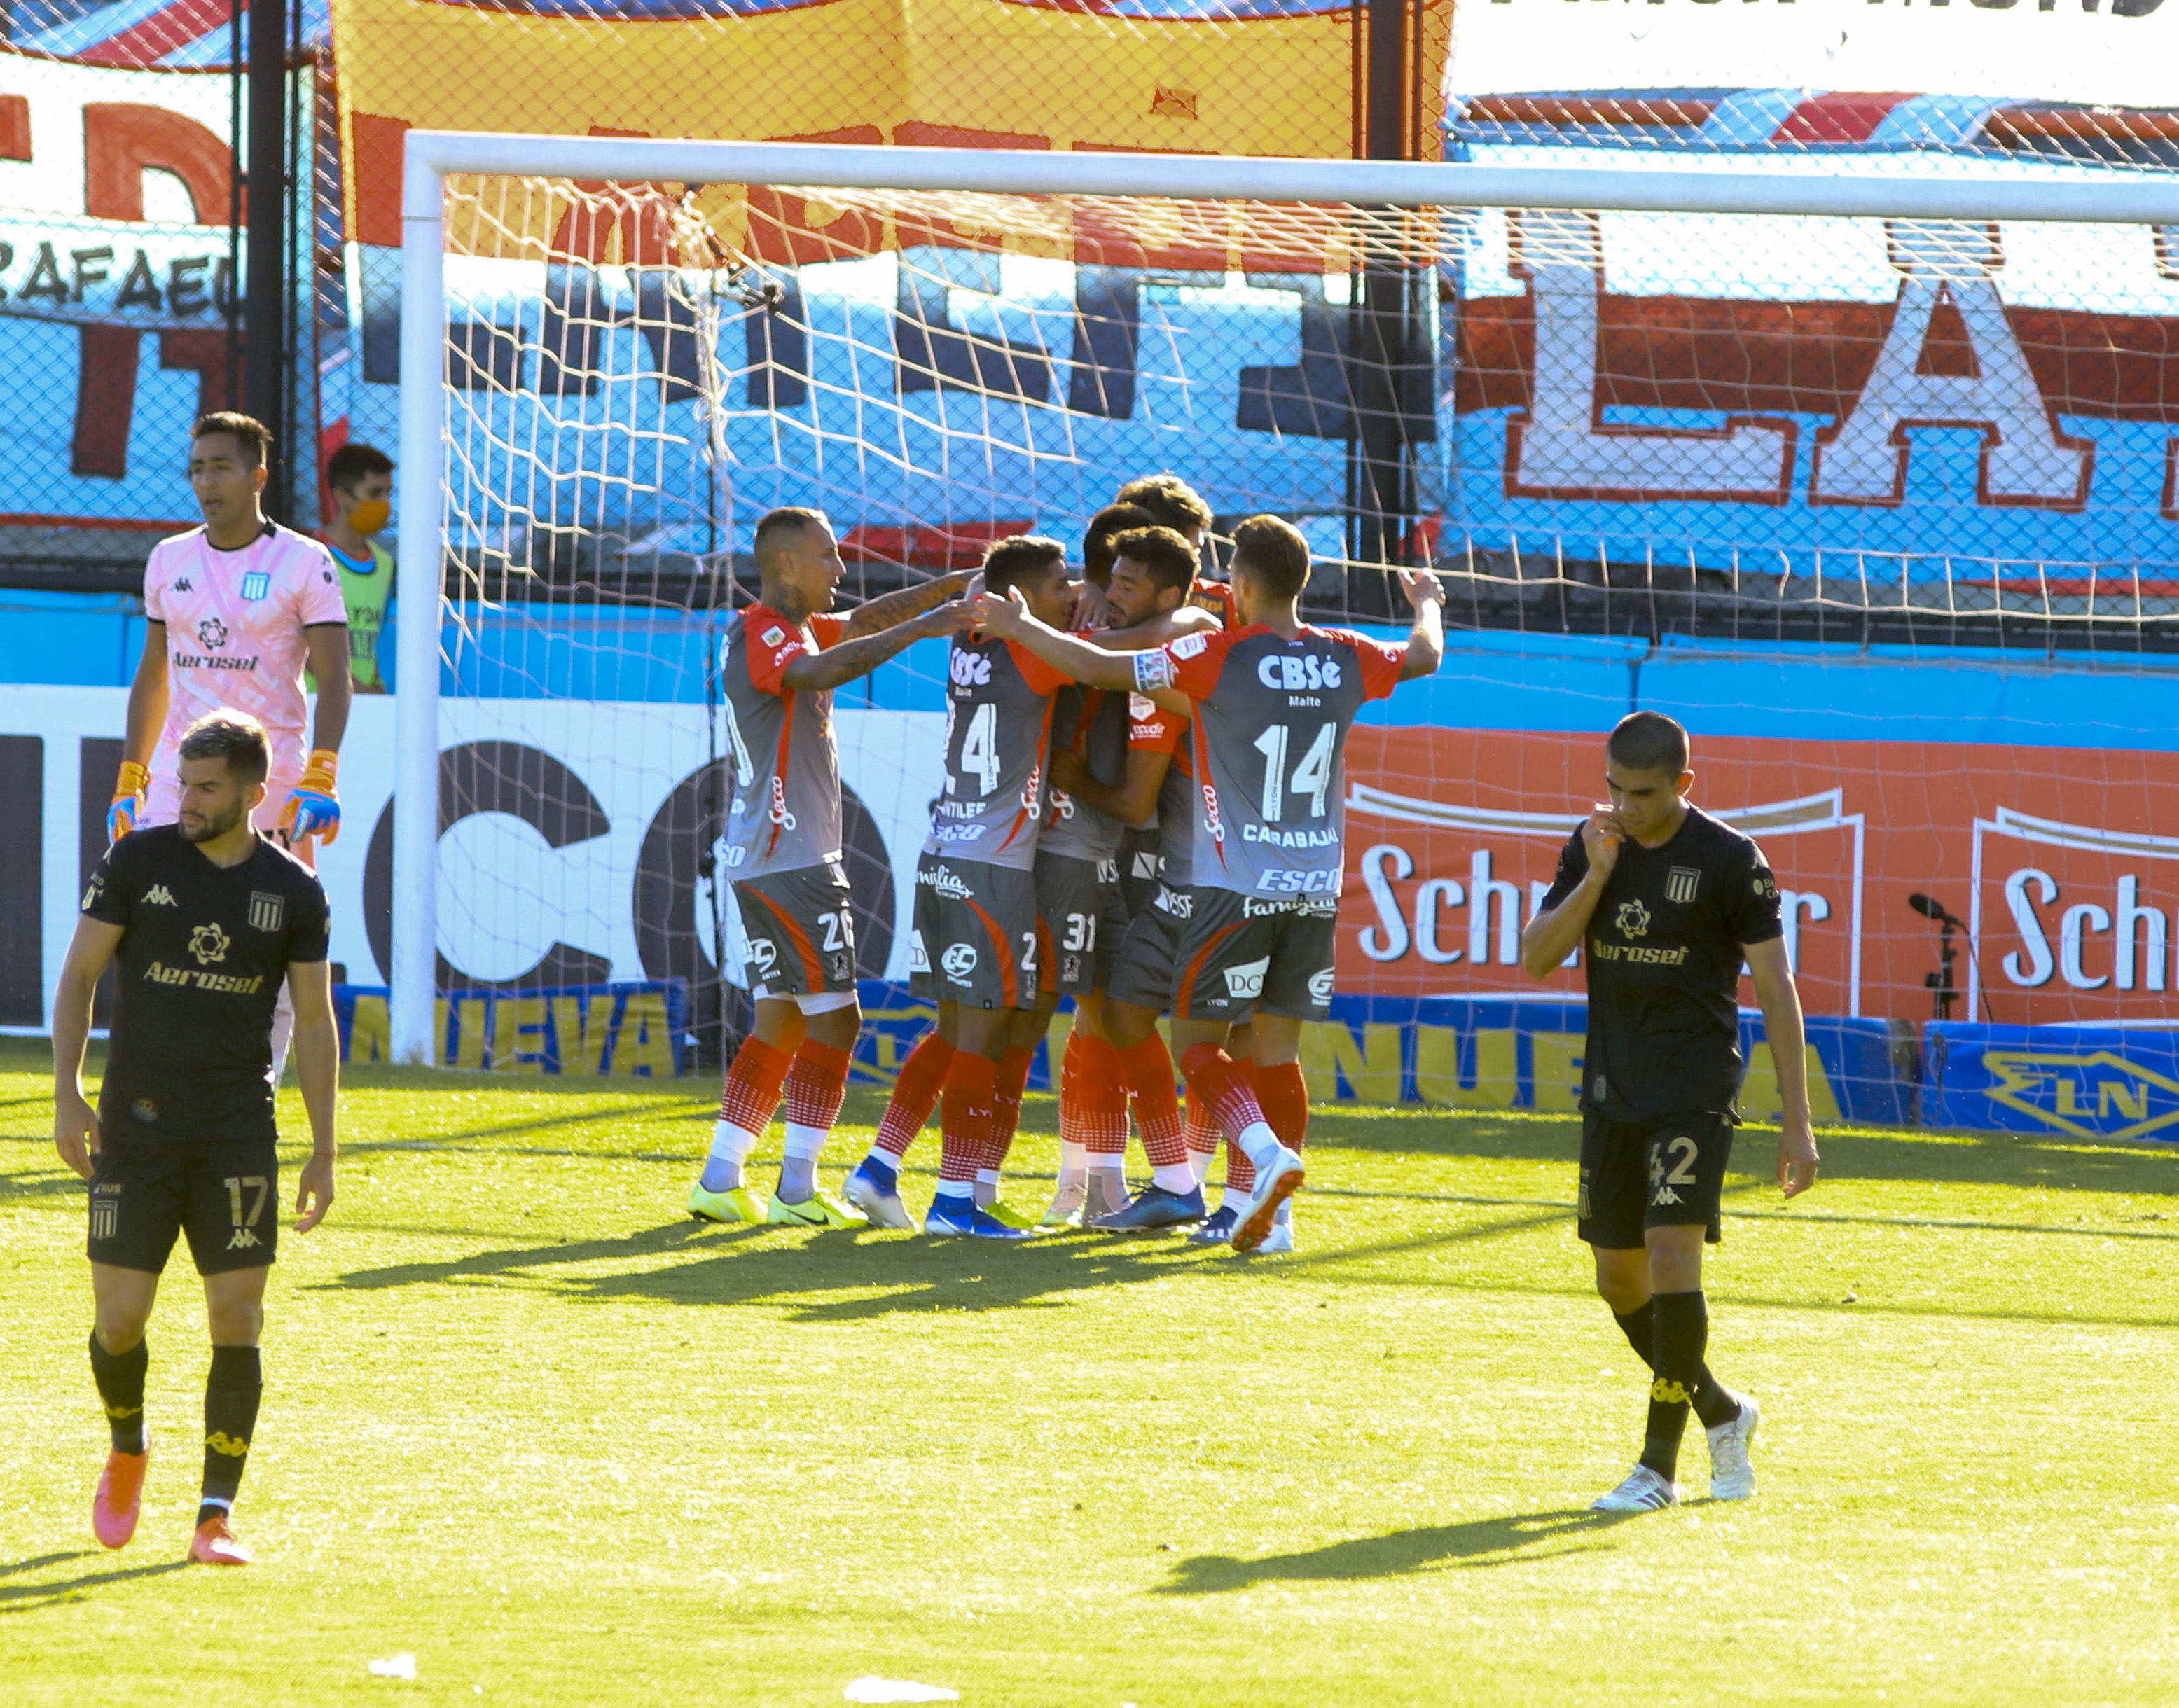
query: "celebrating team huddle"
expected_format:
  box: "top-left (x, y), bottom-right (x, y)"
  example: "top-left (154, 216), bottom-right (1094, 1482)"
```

top-left (689, 475), bottom-right (1447, 1256)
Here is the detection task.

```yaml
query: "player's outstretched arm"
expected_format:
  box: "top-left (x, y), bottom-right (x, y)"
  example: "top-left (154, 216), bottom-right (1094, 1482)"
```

top-left (51, 917), bottom-right (125, 1181)
top-left (1395, 566), bottom-right (1446, 681)
top-left (1085, 604), bottom-right (1216, 651)
top-left (837, 570), bottom-right (976, 641)
top-left (289, 959), bottom-right (340, 1231)
top-left (1518, 811), bottom-right (1620, 979)
top-left (1745, 936), bottom-right (1820, 1198)
top-left (781, 599), bottom-right (975, 692)
top-left (967, 589), bottom-right (1142, 692)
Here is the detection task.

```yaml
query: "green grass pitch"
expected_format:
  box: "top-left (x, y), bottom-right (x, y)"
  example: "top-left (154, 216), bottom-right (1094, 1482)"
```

top-left (3, 1036), bottom-right (2176, 1706)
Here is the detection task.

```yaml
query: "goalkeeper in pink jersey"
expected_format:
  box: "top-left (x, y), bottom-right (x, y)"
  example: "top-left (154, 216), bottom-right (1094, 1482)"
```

top-left (108, 414), bottom-right (353, 1069)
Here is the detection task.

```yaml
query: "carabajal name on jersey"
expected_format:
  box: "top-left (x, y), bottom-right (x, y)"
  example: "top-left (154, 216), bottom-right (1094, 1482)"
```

top-left (924, 637), bottom-right (1069, 872)
top-left (1142, 625), bottom-right (1403, 898)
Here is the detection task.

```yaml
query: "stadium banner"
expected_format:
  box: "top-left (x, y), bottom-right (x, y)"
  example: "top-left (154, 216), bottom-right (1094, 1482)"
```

top-left (0, 50), bottom-right (252, 532)
top-left (1441, 3), bottom-right (2179, 595)
top-left (1448, 0), bottom-right (2179, 109)
top-left (1923, 1023), bottom-right (2179, 1146)
top-left (335, 980), bottom-right (686, 1075)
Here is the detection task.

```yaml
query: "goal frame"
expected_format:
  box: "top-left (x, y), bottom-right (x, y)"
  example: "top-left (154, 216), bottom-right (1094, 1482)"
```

top-left (391, 128), bottom-right (2179, 1064)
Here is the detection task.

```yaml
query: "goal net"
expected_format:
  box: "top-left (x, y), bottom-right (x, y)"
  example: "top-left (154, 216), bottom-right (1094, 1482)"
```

top-left (386, 136), bottom-right (2179, 1091)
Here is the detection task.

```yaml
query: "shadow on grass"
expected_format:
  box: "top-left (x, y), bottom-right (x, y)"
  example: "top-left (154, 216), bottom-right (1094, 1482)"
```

top-left (1308, 1106), bottom-right (2179, 1197)
top-left (317, 1216), bottom-right (1217, 1319)
top-left (0, 1557), bottom-right (190, 1611)
top-left (1157, 1508), bottom-right (1638, 1592)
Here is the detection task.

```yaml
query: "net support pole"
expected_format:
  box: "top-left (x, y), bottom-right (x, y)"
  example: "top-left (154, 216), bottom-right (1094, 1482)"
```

top-left (389, 141), bottom-right (446, 1067)
top-left (242, 0), bottom-right (287, 515)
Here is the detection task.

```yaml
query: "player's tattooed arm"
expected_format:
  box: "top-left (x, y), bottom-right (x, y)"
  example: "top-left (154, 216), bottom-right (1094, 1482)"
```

top-left (50, 916), bottom-right (125, 1181)
top-left (967, 588), bottom-right (1140, 692)
top-left (1395, 565), bottom-right (1446, 681)
top-left (1518, 814), bottom-right (1619, 980)
top-left (836, 570), bottom-right (976, 641)
top-left (1744, 936), bottom-right (1820, 1198)
top-left (780, 599), bottom-right (975, 691)
top-left (289, 959), bottom-right (340, 1231)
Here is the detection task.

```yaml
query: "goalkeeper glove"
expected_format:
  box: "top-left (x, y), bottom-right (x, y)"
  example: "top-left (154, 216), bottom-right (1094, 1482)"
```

top-left (107, 760), bottom-right (150, 845)
top-left (279, 749), bottom-right (342, 847)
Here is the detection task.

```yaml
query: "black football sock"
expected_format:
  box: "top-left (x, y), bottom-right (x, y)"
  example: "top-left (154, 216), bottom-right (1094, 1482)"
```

top-left (89, 1331), bottom-right (148, 1455)
top-left (200, 1345), bottom-right (262, 1525)
top-left (1614, 1302), bottom-right (1741, 1431)
top-left (1640, 1291), bottom-right (1709, 1481)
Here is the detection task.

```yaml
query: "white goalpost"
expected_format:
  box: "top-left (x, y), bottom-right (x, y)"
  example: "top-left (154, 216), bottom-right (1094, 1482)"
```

top-left (390, 131), bottom-right (2179, 1067)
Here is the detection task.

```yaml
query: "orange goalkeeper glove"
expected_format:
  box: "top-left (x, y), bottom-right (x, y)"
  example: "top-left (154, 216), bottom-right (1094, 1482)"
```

top-left (108, 760), bottom-right (150, 844)
top-left (279, 749), bottom-right (342, 846)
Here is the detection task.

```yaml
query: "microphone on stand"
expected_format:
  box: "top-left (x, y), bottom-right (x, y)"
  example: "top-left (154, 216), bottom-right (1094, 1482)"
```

top-left (1908, 892), bottom-right (1966, 929)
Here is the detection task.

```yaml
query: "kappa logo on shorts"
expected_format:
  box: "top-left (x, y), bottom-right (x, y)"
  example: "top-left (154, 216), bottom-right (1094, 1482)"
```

top-left (1666, 866), bottom-right (1701, 905)
top-left (908, 931), bottom-right (930, 973)
top-left (188, 922), bottom-right (230, 966)
top-left (247, 890), bottom-right (285, 933)
top-left (1614, 899), bottom-right (1652, 938)
top-left (226, 1228), bottom-right (262, 1251)
top-left (142, 884), bottom-right (177, 907)
top-left (1307, 968), bottom-right (1336, 1001)
top-left (941, 943), bottom-right (979, 981)
top-left (1223, 956), bottom-right (1269, 1001)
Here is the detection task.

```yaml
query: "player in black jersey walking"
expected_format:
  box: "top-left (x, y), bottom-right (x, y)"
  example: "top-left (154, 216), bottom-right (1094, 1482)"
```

top-left (53, 711), bottom-right (340, 1565)
top-left (1521, 711), bottom-right (1820, 1511)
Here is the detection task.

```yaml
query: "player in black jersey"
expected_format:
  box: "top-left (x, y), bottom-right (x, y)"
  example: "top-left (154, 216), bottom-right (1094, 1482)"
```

top-left (53, 712), bottom-right (339, 1567)
top-left (1522, 711), bottom-right (1820, 1513)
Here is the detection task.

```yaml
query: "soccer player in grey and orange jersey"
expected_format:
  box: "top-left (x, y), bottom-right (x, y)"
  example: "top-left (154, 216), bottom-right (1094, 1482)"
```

top-left (972, 515), bottom-right (1445, 1254)
top-left (687, 508), bottom-right (971, 1228)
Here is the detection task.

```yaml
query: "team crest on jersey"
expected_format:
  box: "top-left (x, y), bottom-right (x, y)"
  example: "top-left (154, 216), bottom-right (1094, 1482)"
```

top-left (240, 570), bottom-right (270, 601)
top-left (188, 922), bottom-right (230, 966)
top-left (1666, 866), bottom-right (1701, 905)
top-left (143, 884), bottom-right (177, 907)
top-left (1614, 899), bottom-right (1652, 938)
top-left (196, 617), bottom-right (228, 651)
top-left (247, 891), bottom-right (285, 933)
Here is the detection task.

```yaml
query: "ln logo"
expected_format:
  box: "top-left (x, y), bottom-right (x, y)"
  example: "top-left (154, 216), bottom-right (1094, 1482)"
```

top-left (1666, 867), bottom-right (1700, 905)
top-left (1982, 1050), bottom-right (2179, 1143)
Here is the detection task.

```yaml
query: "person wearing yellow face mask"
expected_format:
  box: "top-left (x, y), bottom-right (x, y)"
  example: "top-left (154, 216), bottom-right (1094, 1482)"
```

top-left (319, 443), bottom-right (395, 695)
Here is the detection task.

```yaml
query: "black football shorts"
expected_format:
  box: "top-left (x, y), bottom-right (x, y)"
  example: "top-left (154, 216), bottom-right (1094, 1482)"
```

top-left (1034, 853), bottom-right (1128, 997)
top-left (1577, 1111), bottom-right (1734, 1249)
top-left (88, 1136), bottom-right (281, 1275)
top-left (1170, 890), bottom-right (1338, 1023)
top-left (909, 854), bottom-right (1042, 1011)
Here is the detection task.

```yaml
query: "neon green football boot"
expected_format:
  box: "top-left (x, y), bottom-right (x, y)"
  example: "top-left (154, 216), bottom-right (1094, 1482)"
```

top-left (688, 1182), bottom-right (768, 1224)
top-left (766, 1188), bottom-right (869, 1228)
top-left (982, 1195), bottom-right (1041, 1233)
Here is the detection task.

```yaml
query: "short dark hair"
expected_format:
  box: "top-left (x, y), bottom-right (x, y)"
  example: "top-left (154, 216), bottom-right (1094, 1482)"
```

top-left (1082, 502), bottom-right (1153, 585)
top-left (1229, 514), bottom-right (1310, 601)
top-left (1607, 711), bottom-right (1690, 777)
top-left (193, 412), bottom-right (271, 469)
top-left (1114, 474), bottom-right (1211, 536)
top-left (326, 441), bottom-right (394, 492)
top-left (981, 534), bottom-right (1068, 597)
top-left (177, 711), bottom-right (270, 786)
top-left (753, 507), bottom-right (827, 568)
top-left (1108, 525), bottom-right (1196, 595)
